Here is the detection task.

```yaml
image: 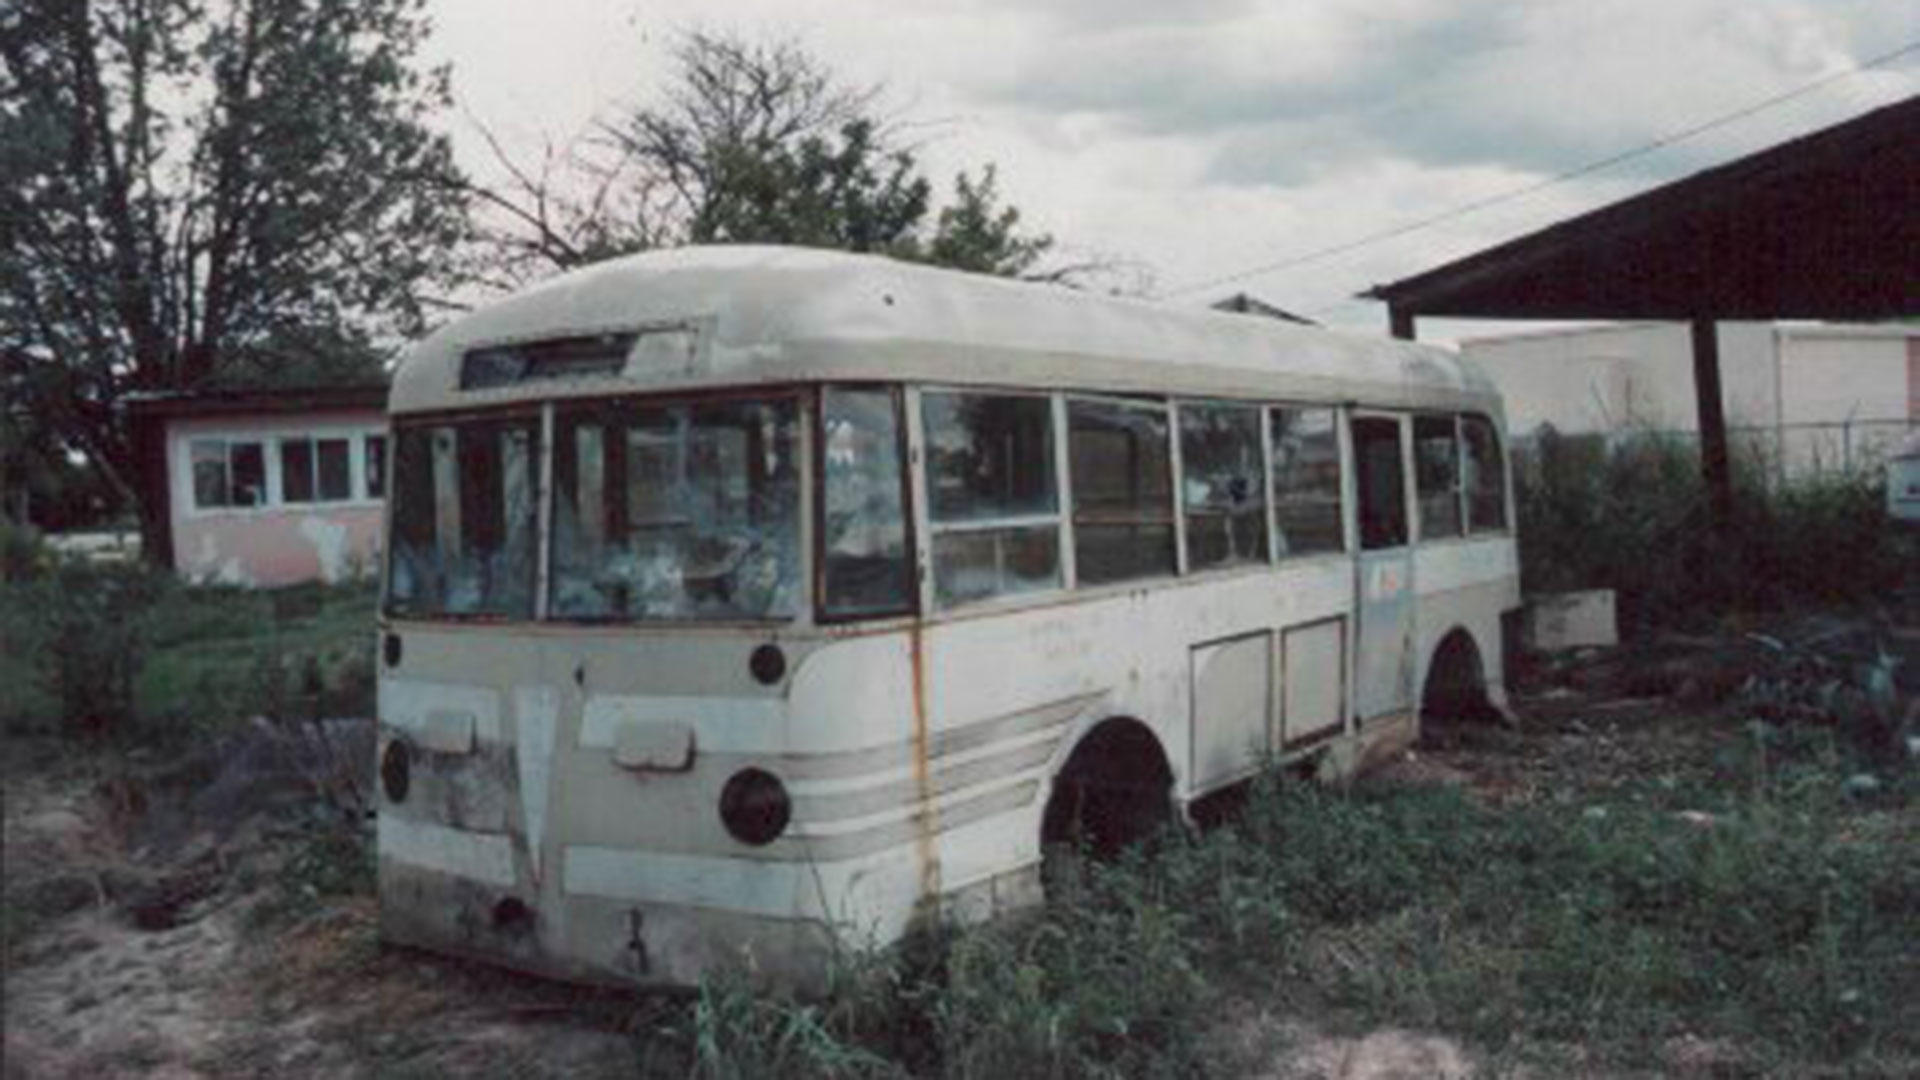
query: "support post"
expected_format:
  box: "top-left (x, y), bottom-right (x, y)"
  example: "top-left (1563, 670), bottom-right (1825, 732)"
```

top-left (1388, 306), bottom-right (1416, 341)
top-left (1690, 317), bottom-right (1734, 535)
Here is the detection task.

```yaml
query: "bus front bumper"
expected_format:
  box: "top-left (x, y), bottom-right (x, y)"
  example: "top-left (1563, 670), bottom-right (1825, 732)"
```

top-left (376, 852), bottom-right (836, 990)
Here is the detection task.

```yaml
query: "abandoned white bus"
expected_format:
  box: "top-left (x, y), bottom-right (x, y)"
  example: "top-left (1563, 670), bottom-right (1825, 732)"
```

top-left (376, 246), bottom-right (1519, 987)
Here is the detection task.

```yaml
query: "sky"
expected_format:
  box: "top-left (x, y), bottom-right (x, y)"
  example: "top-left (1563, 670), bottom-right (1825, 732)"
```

top-left (423, 0), bottom-right (1917, 342)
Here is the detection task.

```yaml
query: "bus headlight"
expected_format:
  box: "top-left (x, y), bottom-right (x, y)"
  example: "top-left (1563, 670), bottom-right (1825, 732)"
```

top-left (719, 768), bottom-right (790, 846)
top-left (381, 738), bottom-right (413, 803)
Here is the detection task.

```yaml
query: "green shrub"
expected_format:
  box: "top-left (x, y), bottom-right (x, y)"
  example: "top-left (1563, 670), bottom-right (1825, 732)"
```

top-left (0, 518), bottom-right (52, 582)
top-left (0, 563), bottom-right (376, 739)
top-left (0, 558), bottom-right (167, 735)
top-left (1515, 430), bottom-right (1914, 627)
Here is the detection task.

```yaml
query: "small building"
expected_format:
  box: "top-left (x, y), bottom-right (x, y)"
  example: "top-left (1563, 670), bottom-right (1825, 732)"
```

top-left (125, 384), bottom-right (388, 586)
top-left (1462, 321), bottom-right (1918, 475)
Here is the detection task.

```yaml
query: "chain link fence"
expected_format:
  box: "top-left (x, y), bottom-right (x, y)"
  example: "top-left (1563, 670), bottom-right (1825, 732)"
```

top-left (1514, 418), bottom-right (1917, 483)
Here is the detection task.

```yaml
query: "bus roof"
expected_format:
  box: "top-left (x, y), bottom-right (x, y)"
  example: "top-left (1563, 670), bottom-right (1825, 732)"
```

top-left (391, 246), bottom-right (1502, 417)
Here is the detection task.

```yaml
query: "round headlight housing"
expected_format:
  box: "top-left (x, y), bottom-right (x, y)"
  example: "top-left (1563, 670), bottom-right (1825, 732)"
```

top-left (380, 738), bottom-right (413, 803)
top-left (719, 768), bottom-right (791, 846)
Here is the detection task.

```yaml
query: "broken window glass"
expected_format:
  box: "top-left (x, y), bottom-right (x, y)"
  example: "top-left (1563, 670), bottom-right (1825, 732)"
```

top-left (1414, 415), bottom-right (1464, 539)
top-left (932, 527), bottom-right (1060, 607)
top-left (821, 387), bottom-right (912, 618)
top-left (1069, 398), bottom-right (1174, 585)
top-left (1181, 403), bottom-right (1269, 570)
top-left (922, 390), bottom-right (1061, 606)
top-left (1271, 408), bottom-right (1344, 556)
top-left (1463, 415), bottom-right (1508, 533)
top-left (922, 392), bottom-right (1057, 520)
top-left (550, 396), bottom-right (800, 621)
top-left (386, 417), bottom-right (540, 619)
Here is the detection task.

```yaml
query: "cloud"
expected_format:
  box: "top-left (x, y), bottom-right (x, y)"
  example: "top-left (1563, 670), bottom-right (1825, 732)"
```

top-left (975, 0), bottom-right (1916, 186)
top-left (981, 0), bottom-right (1505, 134)
top-left (430, 0), bottom-right (1913, 332)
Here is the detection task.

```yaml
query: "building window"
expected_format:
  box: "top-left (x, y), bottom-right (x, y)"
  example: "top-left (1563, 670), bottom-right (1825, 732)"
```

top-left (282, 436), bottom-right (353, 503)
top-left (1068, 398), bottom-right (1174, 585)
top-left (1462, 415), bottom-right (1508, 533)
top-left (819, 386), bottom-right (912, 619)
top-left (365, 434), bottom-right (387, 500)
top-left (1180, 403), bottom-right (1268, 570)
top-left (921, 390), bottom-right (1061, 606)
top-left (1414, 415), bottom-right (1464, 540)
top-left (1270, 407), bottom-right (1343, 556)
top-left (190, 439), bottom-right (266, 509)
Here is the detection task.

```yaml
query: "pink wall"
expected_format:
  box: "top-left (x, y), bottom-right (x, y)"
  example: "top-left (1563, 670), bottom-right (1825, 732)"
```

top-left (168, 408), bottom-right (387, 587)
top-left (175, 505), bottom-right (385, 587)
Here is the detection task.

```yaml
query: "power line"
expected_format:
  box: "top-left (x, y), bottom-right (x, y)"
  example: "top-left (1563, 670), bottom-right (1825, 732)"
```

top-left (1164, 40), bottom-right (1919, 300)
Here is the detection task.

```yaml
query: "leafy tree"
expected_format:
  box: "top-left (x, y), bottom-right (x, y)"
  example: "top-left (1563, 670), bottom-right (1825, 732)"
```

top-left (468, 31), bottom-right (1060, 288)
top-left (916, 166), bottom-right (1051, 278)
top-left (0, 0), bottom-right (468, 557)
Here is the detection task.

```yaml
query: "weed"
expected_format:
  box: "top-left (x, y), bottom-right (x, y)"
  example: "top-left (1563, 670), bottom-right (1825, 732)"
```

top-left (648, 760), bottom-right (1914, 1075)
top-left (0, 556), bottom-right (376, 739)
top-left (246, 819), bottom-right (376, 930)
top-left (1514, 430), bottom-right (1914, 628)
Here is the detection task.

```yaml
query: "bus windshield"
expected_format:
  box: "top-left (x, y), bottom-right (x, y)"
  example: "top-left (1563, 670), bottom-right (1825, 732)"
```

top-left (549, 396), bottom-right (800, 621)
top-left (387, 416), bottom-right (541, 619)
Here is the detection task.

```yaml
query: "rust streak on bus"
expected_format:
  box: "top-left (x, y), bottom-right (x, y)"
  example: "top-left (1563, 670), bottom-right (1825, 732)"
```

top-left (907, 623), bottom-right (941, 910)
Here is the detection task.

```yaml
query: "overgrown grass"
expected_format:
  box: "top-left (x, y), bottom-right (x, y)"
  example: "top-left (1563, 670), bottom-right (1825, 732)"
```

top-left (1514, 430), bottom-right (1915, 628)
top-left (648, 734), bottom-right (1915, 1077)
top-left (0, 538), bottom-right (376, 739)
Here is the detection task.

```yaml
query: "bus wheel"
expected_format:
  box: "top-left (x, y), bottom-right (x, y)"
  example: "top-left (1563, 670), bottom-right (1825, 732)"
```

top-left (1040, 719), bottom-right (1173, 892)
top-left (1422, 629), bottom-right (1493, 724)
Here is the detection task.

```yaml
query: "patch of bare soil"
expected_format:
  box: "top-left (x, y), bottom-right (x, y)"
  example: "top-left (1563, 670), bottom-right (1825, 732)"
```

top-left (1211, 1006), bottom-right (1481, 1080)
top-left (1409, 605), bottom-right (1919, 808)
top-left (3, 729), bottom-right (635, 1079)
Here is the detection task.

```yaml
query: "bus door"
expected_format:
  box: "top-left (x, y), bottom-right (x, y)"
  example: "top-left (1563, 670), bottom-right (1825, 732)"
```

top-left (1349, 413), bottom-right (1415, 723)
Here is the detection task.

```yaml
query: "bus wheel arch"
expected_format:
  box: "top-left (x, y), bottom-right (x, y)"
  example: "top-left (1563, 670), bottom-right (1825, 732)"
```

top-left (1421, 627), bottom-right (1493, 723)
top-left (1040, 716), bottom-right (1174, 858)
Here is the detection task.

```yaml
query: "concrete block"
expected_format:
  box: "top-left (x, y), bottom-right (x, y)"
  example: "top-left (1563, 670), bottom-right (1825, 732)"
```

top-left (1525, 590), bottom-right (1618, 652)
top-left (1887, 432), bottom-right (1920, 523)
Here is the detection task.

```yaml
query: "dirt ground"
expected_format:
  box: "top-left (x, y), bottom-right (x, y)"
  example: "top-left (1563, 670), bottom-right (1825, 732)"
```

top-left (5, 611), bottom-right (1915, 1079)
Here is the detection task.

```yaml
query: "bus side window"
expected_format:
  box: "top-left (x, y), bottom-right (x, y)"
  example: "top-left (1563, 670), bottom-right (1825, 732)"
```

top-left (1270, 407), bottom-right (1343, 556)
top-left (921, 390), bottom-right (1062, 606)
top-left (1068, 398), bottom-right (1175, 585)
top-left (820, 386), bottom-right (913, 618)
top-left (1462, 415), bottom-right (1508, 532)
top-left (1413, 415), bottom-right (1464, 540)
top-left (1180, 402), bottom-right (1268, 570)
top-left (1351, 417), bottom-right (1409, 550)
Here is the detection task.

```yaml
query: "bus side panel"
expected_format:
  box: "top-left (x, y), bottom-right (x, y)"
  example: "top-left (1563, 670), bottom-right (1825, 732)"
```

top-left (1411, 537), bottom-right (1522, 718)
